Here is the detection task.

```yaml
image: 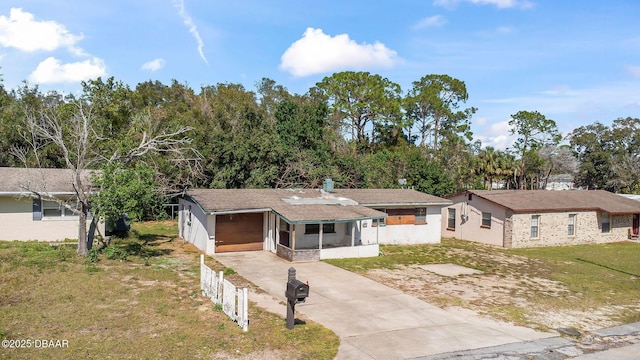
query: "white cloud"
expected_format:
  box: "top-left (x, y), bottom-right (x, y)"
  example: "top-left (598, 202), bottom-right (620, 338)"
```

top-left (142, 58), bottom-right (166, 72)
top-left (172, 0), bottom-right (208, 65)
top-left (29, 56), bottom-right (106, 84)
top-left (625, 65), bottom-right (640, 78)
top-left (475, 120), bottom-right (516, 150)
top-left (434, 0), bottom-right (534, 9)
top-left (413, 15), bottom-right (447, 29)
top-left (280, 28), bottom-right (402, 77)
top-left (0, 8), bottom-right (85, 54)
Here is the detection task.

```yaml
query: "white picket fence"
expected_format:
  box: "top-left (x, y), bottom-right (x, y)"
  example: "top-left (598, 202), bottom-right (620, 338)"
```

top-left (200, 254), bottom-right (248, 331)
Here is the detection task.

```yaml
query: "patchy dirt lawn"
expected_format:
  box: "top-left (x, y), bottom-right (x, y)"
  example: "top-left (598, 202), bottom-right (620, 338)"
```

top-left (356, 241), bottom-right (640, 332)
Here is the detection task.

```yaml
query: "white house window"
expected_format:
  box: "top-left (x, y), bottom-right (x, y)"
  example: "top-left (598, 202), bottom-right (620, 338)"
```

top-left (568, 214), bottom-right (576, 236)
top-left (447, 208), bottom-right (456, 230)
top-left (42, 200), bottom-right (77, 218)
top-left (481, 212), bottom-right (491, 228)
top-left (415, 208), bottom-right (427, 223)
top-left (305, 223), bottom-right (336, 234)
top-left (324, 223), bottom-right (335, 233)
top-left (530, 215), bottom-right (540, 239)
top-left (601, 213), bottom-right (610, 233)
top-left (373, 209), bottom-right (386, 227)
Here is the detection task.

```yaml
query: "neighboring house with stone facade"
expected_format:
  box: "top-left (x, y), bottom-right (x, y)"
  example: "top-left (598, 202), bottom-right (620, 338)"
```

top-left (442, 190), bottom-right (640, 248)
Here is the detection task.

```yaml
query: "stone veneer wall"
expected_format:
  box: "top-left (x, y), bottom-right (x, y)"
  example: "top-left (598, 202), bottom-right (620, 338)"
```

top-left (510, 211), bottom-right (633, 248)
top-left (503, 209), bottom-right (513, 248)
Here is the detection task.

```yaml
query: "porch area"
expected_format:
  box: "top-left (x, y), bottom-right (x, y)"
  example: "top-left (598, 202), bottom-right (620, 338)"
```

top-left (275, 219), bottom-right (380, 261)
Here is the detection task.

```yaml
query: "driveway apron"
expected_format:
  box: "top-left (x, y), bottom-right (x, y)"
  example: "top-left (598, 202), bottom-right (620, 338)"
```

top-left (213, 251), bottom-right (554, 360)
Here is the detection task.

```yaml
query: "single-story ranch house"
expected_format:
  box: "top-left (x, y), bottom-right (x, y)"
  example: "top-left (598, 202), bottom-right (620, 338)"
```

top-left (443, 190), bottom-right (640, 248)
top-left (178, 183), bottom-right (452, 261)
top-left (0, 167), bottom-right (103, 241)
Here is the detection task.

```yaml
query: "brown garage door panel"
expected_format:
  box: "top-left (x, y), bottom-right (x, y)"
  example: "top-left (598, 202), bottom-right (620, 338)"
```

top-left (216, 213), bottom-right (263, 252)
top-left (215, 242), bottom-right (263, 252)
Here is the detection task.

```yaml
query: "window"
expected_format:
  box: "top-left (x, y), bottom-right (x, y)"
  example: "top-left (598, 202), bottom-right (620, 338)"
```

top-left (601, 213), bottom-right (610, 233)
top-left (415, 208), bottom-right (427, 223)
top-left (372, 209), bottom-right (385, 227)
top-left (42, 200), bottom-right (77, 218)
top-left (447, 208), bottom-right (456, 230)
top-left (481, 212), bottom-right (491, 228)
top-left (305, 223), bottom-right (335, 234)
top-left (530, 215), bottom-right (540, 238)
top-left (468, 193), bottom-right (473, 201)
top-left (386, 208), bottom-right (414, 225)
top-left (568, 214), bottom-right (576, 236)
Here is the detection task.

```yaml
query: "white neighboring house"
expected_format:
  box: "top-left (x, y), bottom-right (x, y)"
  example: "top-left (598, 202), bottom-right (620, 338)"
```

top-left (544, 174), bottom-right (575, 190)
top-left (0, 167), bottom-right (103, 241)
top-left (178, 184), bottom-right (451, 261)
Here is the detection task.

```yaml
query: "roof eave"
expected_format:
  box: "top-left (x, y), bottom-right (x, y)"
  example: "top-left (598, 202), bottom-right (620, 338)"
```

top-left (272, 209), bottom-right (387, 224)
top-left (359, 201), bottom-right (452, 207)
top-left (512, 208), bottom-right (639, 215)
top-left (0, 191), bottom-right (79, 196)
top-left (209, 208), bottom-right (272, 216)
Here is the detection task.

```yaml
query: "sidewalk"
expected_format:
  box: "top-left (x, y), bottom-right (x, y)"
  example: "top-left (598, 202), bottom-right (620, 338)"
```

top-left (414, 322), bottom-right (640, 359)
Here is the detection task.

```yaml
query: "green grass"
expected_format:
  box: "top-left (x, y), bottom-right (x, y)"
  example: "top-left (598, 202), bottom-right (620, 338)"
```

top-left (327, 238), bottom-right (640, 329)
top-left (326, 238), bottom-right (512, 273)
top-left (0, 221), bottom-right (339, 359)
top-left (509, 242), bottom-right (640, 312)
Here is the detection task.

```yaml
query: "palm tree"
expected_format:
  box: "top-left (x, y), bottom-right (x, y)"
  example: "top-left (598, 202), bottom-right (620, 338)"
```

top-left (476, 147), bottom-right (498, 189)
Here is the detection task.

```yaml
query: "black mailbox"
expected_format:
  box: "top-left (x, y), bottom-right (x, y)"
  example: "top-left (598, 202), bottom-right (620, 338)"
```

top-left (286, 279), bottom-right (309, 303)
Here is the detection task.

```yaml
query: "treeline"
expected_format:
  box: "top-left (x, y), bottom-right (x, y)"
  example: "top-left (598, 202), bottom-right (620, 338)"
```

top-left (0, 72), bottom-right (638, 195)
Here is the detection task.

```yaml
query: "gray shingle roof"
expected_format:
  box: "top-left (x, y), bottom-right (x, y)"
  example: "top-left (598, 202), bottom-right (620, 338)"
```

top-left (332, 188), bottom-right (452, 206)
top-left (0, 167), bottom-right (95, 194)
top-left (186, 188), bottom-right (450, 223)
top-left (467, 190), bottom-right (640, 215)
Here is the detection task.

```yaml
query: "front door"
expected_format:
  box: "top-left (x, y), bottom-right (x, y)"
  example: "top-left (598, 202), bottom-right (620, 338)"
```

top-left (633, 214), bottom-right (639, 236)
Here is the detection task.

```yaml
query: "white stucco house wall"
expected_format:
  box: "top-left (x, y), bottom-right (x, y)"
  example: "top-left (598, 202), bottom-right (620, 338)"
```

top-left (0, 167), bottom-right (103, 242)
top-left (178, 185), bottom-right (451, 261)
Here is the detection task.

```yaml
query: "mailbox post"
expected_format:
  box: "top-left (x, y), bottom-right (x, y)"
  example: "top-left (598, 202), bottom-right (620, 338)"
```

top-left (285, 267), bottom-right (309, 329)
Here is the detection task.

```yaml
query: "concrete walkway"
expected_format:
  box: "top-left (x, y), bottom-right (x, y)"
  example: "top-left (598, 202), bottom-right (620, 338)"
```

top-left (214, 251), bottom-right (554, 359)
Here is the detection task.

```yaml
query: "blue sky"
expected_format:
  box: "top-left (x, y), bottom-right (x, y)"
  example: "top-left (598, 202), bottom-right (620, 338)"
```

top-left (1, 0), bottom-right (639, 150)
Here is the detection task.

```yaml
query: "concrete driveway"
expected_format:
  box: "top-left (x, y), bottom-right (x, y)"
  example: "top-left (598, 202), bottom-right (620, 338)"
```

top-left (214, 251), bottom-right (554, 360)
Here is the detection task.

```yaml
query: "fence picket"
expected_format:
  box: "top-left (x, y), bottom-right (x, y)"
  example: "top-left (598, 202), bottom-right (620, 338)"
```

top-left (200, 254), bottom-right (248, 331)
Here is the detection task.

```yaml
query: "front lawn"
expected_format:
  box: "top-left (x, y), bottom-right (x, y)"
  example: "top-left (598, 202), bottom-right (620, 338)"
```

top-left (0, 221), bottom-right (339, 359)
top-left (326, 238), bottom-right (640, 331)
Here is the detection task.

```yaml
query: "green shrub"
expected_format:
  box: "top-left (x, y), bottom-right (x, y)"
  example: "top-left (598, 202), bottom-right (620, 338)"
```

top-left (104, 245), bottom-right (128, 261)
top-left (88, 248), bottom-right (100, 263)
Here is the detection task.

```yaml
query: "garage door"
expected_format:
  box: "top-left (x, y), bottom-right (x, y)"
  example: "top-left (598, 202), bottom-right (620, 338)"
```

top-left (215, 213), bottom-right (264, 252)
